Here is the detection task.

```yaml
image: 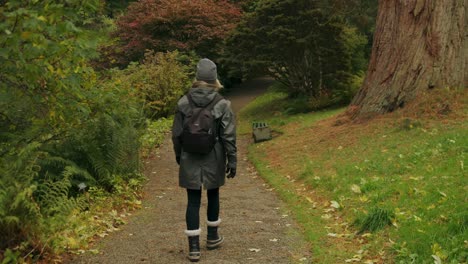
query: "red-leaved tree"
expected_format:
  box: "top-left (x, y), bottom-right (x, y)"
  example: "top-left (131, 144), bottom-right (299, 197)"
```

top-left (113, 0), bottom-right (241, 66)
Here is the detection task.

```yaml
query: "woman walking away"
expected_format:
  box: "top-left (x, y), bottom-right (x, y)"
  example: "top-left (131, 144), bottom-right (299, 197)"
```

top-left (172, 58), bottom-right (237, 262)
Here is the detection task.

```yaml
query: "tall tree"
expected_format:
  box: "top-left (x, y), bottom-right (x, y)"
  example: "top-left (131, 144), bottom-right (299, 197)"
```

top-left (223, 0), bottom-right (367, 98)
top-left (350, 0), bottom-right (466, 117)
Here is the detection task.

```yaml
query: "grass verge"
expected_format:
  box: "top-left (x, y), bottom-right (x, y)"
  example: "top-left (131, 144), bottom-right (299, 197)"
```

top-left (240, 85), bottom-right (467, 263)
top-left (238, 83), bottom-right (344, 135)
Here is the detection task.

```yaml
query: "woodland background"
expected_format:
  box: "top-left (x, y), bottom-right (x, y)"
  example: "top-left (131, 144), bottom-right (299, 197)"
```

top-left (0, 0), bottom-right (465, 263)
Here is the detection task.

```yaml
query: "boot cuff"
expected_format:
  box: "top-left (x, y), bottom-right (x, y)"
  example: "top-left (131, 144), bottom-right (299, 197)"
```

top-left (207, 218), bottom-right (222, 227)
top-left (185, 228), bottom-right (201, 237)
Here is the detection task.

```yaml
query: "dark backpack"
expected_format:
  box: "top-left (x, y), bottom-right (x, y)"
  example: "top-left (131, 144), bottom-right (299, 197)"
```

top-left (181, 93), bottom-right (223, 154)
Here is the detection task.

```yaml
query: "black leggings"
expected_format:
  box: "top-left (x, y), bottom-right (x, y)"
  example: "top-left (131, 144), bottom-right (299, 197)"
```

top-left (186, 188), bottom-right (219, 230)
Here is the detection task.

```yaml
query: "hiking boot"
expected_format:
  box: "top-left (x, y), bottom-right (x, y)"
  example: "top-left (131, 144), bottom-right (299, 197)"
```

top-left (206, 219), bottom-right (224, 250)
top-left (185, 229), bottom-right (201, 262)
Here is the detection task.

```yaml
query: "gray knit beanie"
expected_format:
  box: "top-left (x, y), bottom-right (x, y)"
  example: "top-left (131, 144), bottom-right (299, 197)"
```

top-left (196, 58), bottom-right (217, 84)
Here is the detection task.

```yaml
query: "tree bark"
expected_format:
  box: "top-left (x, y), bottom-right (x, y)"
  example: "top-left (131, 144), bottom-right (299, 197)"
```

top-left (350, 0), bottom-right (466, 117)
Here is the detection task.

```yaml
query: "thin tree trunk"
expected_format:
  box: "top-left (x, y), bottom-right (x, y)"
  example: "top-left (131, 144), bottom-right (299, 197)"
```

top-left (350, 0), bottom-right (466, 117)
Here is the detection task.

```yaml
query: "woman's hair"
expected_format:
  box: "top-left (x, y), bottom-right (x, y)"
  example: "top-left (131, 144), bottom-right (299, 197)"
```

top-left (192, 79), bottom-right (223, 91)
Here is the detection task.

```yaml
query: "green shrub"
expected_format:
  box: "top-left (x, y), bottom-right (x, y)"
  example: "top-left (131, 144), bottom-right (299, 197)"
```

top-left (0, 78), bottom-right (146, 258)
top-left (111, 50), bottom-right (193, 119)
top-left (141, 118), bottom-right (174, 158)
top-left (0, 0), bottom-right (158, 260)
top-left (329, 72), bottom-right (365, 105)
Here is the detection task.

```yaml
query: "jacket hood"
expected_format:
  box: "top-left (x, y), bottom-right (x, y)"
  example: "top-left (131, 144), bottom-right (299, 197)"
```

top-left (188, 87), bottom-right (217, 107)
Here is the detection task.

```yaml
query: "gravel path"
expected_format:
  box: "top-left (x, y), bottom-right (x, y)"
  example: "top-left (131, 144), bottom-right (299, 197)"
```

top-left (69, 78), bottom-right (310, 264)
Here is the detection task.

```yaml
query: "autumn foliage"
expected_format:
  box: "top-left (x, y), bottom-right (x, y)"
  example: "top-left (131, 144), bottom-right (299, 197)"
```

top-left (113, 0), bottom-right (242, 65)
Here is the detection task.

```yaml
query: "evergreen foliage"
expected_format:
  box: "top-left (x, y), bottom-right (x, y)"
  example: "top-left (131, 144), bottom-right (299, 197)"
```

top-left (223, 0), bottom-right (368, 103)
top-left (103, 0), bottom-right (137, 17)
top-left (305, 0), bottom-right (378, 59)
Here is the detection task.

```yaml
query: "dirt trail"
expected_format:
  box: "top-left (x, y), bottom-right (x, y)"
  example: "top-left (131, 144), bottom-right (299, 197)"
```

top-left (70, 78), bottom-right (310, 264)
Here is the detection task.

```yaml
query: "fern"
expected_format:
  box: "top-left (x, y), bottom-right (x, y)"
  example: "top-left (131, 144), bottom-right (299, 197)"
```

top-left (39, 155), bottom-right (96, 186)
top-left (75, 113), bottom-right (141, 189)
top-left (1, 55), bottom-right (146, 256)
top-left (0, 142), bottom-right (43, 249)
top-left (62, 165), bottom-right (96, 189)
top-left (40, 156), bottom-right (74, 169)
top-left (36, 177), bottom-right (72, 215)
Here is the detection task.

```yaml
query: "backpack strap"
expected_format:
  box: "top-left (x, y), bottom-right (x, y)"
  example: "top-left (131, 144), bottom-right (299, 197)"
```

top-left (186, 93), bottom-right (196, 109)
top-left (208, 94), bottom-right (224, 141)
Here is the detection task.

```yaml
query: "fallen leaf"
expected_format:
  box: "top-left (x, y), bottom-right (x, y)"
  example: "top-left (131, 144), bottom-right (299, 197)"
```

top-left (432, 255), bottom-right (442, 264)
top-left (321, 214), bottom-right (332, 219)
top-left (359, 195), bottom-right (369, 202)
top-left (88, 249), bottom-right (99, 255)
top-left (330, 201), bottom-right (340, 209)
top-left (351, 184), bottom-right (361, 194)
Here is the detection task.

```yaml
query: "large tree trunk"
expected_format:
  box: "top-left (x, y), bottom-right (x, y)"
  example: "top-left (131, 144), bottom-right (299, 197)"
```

top-left (350, 0), bottom-right (466, 117)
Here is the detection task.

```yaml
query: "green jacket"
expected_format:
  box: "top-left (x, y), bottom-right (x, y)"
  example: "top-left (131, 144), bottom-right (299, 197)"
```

top-left (172, 87), bottom-right (237, 190)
